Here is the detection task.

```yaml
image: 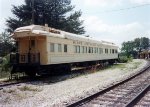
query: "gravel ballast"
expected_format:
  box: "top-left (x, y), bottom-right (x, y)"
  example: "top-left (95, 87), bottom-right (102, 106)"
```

top-left (0, 59), bottom-right (148, 107)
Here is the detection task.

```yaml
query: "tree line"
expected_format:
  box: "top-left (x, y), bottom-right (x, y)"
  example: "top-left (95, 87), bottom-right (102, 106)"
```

top-left (0, 0), bottom-right (149, 58)
top-left (6, 0), bottom-right (85, 34)
top-left (121, 37), bottom-right (150, 58)
top-left (0, 0), bottom-right (85, 56)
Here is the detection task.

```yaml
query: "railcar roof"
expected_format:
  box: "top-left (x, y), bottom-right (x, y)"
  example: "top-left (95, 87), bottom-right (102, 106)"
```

top-left (13, 25), bottom-right (118, 47)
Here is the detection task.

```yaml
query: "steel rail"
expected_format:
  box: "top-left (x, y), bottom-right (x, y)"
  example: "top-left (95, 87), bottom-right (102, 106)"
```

top-left (0, 77), bottom-right (38, 89)
top-left (0, 81), bottom-right (25, 88)
top-left (67, 62), bottom-right (150, 107)
top-left (125, 84), bottom-right (150, 107)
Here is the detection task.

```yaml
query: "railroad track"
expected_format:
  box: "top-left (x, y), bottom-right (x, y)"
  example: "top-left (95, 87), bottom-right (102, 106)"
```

top-left (0, 64), bottom-right (104, 89)
top-left (67, 62), bottom-right (150, 107)
top-left (125, 84), bottom-right (150, 107)
top-left (0, 79), bottom-right (34, 89)
top-left (0, 81), bottom-right (23, 88)
top-left (0, 76), bottom-right (40, 89)
top-left (133, 85), bottom-right (150, 107)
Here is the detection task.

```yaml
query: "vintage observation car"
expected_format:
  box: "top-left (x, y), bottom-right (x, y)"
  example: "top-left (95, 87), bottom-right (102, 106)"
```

top-left (10, 25), bottom-right (118, 76)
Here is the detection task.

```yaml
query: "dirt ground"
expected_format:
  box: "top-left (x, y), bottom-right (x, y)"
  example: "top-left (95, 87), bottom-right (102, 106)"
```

top-left (0, 59), bottom-right (148, 107)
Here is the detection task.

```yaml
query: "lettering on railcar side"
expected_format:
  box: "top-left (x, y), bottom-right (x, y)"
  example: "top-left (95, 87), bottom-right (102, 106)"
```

top-left (73, 40), bottom-right (99, 47)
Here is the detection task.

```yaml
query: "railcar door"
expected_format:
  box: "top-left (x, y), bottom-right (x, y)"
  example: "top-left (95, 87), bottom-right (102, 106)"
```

top-left (29, 39), bottom-right (36, 52)
top-left (29, 38), bottom-right (40, 64)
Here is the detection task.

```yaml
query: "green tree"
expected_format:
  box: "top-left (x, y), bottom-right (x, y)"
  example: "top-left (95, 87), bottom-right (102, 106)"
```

top-left (6, 0), bottom-right (85, 34)
top-left (140, 37), bottom-right (149, 49)
top-left (0, 31), bottom-right (14, 56)
top-left (134, 38), bottom-right (141, 51)
top-left (121, 37), bottom-right (150, 58)
top-left (121, 41), bottom-right (135, 57)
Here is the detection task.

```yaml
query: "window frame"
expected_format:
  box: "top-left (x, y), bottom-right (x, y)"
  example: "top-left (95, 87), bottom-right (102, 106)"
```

top-left (58, 44), bottom-right (62, 52)
top-left (64, 44), bottom-right (67, 53)
top-left (50, 43), bottom-right (55, 52)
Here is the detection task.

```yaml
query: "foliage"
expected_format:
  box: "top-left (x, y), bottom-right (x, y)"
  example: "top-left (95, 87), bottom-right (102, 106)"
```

top-left (1, 54), bottom-right (11, 72)
top-left (6, 0), bottom-right (85, 34)
top-left (121, 37), bottom-right (150, 58)
top-left (18, 85), bottom-right (41, 91)
top-left (0, 54), bottom-right (11, 78)
top-left (118, 56), bottom-right (128, 63)
top-left (107, 63), bottom-right (125, 69)
top-left (140, 37), bottom-right (150, 49)
top-left (0, 31), bottom-right (15, 56)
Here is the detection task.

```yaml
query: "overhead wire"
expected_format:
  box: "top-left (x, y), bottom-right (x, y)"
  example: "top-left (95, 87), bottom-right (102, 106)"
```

top-left (92, 3), bottom-right (150, 14)
top-left (104, 3), bottom-right (149, 13)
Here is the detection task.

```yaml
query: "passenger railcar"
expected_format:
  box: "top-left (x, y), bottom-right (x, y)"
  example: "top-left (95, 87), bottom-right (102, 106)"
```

top-left (10, 24), bottom-right (118, 76)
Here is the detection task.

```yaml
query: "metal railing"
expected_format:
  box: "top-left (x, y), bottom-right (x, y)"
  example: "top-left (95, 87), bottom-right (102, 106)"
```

top-left (10, 52), bottom-right (40, 64)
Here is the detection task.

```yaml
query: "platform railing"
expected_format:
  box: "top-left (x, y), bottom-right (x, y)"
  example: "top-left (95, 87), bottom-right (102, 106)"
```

top-left (10, 52), bottom-right (40, 64)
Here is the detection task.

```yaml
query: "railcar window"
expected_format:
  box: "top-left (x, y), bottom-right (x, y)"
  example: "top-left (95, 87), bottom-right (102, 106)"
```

top-left (89, 47), bottom-right (91, 53)
top-left (20, 55), bottom-right (25, 62)
top-left (91, 47), bottom-right (93, 53)
top-left (99, 48), bottom-right (103, 54)
top-left (85, 47), bottom-right (87, 53)
top-left (112, 49), bottom-right (114, 54)
top-left (84, 46), bottom-right (86, 53)
top-left (91, 47), bottom-right (92, 53)
top-left (110, 49), bottom-right (111, 54)
top-left (64, 44), bottom-right (67, 52)
top-left (81, 46), bottom-right (84, 53)
top-left (83, 46), bottom-right (85, 53)
top-left (115, 50), bottom-right (118, 53)
top-left (74, 46), bottom-right (77, 53)
top-left (96, 48), bottom-right (98, 53)
top-left (94, 47), bottom-right (96, 53)
top-left (31, 40), bottom-right (35, 47)
top-left (74, 45), bottom-right (80, 53)
top-left (77, 46), bottom-right (80, 53)
top-left (105, 49), bottom-right (108, 54)
top-left (50, 43), bottom-right (55, 52)
top-left (58, 44), bottom-right (62, 52)
top-left (16, 41), bottom-right (19, 52)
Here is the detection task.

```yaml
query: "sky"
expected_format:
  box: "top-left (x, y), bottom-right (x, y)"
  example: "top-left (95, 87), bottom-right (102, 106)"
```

top-left (0, 0), bottom-right (150, 48)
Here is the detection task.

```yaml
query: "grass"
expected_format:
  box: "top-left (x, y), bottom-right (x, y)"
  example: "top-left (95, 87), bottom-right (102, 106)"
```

top-left (18, 85), bottom-right (42, 92)
top-left (65, 63), bottom-right (126, 80)
top-left (0, 70), bottom-right (10, 79)
top-left (132, 61), bottom-right (141, 69)
top-left (106, 63), bottom-right (126, 70)
top-left (0, 54), bottom-right (11, 79)
top-left (45, 62), bottom-right (135, 83)
top-left (3, 89), bottom-right (16, 93)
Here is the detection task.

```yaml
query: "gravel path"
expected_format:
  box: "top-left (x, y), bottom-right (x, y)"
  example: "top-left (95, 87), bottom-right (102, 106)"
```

top-left (0, 59), bottom-right (148, 107)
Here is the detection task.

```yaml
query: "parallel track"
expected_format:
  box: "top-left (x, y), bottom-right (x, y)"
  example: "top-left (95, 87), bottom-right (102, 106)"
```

top-left (0, 82), bottom-right (23, 88)
top-left (0, 76), bottom-right (40, 89)
top-left (67, 62), bottom-right (150, 107)
top-left (125, 84), bottom-right (150, 107)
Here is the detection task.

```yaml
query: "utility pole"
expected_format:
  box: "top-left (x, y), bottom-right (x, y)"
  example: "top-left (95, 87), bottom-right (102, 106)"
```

top-left (32, 0), bottom-right (35, 24)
